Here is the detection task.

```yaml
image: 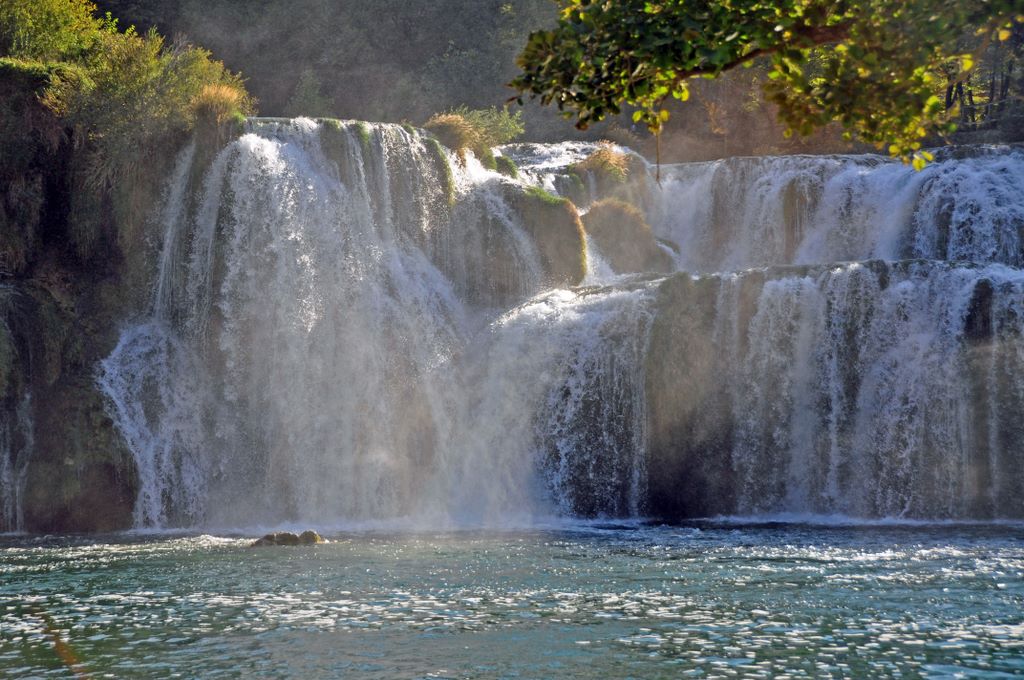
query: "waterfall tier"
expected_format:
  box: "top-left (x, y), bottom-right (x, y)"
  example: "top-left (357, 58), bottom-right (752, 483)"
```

top-left (89, 120), bottom-right (1024, 528)
top-left (647, 261), bottom-right (1024, 520)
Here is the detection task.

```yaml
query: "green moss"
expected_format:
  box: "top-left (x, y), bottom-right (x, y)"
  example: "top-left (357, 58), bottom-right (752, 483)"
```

top-left (525, 184), bottom-right (567, 207)
top-left (0, 57), bottom-right (58, 87)
top-left (510, 184), bottom-right (586, 286)
top-left (478, 146), bottom-right (497, 171)
top-left (319, 119), bottom-right (348, 172)
top-left (567, 170), bottom-right (585, 193)
top-left (353, 121), bottom-right (373, 156)
top-left (401, 122), bottom-right (415, 135)
top-left (425, 137), bottom-right (456, 208)
top-left (495, 155), bottom-right (518, 178)
top-left (229, 110), bottom-right (247, 134)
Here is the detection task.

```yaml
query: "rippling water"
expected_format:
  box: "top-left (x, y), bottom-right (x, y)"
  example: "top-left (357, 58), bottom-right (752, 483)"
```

top-left (2, 523), bottom-right (1022, 678)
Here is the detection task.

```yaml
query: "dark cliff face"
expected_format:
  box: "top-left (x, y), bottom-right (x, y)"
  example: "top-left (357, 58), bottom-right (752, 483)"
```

top-left (0, 73), bottom-right (196, 532)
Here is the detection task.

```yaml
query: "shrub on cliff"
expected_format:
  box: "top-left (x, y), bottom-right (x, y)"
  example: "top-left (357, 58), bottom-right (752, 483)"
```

top-left (0, 0), bottom-right (100, 62)
top-left (0, 0), bottom-right (253, 258)
top-left (1, 1), bottom-right (253, 180)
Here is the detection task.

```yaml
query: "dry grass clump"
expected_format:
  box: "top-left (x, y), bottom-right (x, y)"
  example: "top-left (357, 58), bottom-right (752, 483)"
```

top-left (193, 83), bottom-right (248, 126)
top-left (424, 107), bottom-right (524, 170)
top-left (424, 113), bottom-right (481, 163)
top-left (571, 142), bottom-right (630, 183)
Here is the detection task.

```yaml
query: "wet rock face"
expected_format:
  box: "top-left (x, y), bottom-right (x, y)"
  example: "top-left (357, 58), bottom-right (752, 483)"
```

top-left (507, 186), bottom-right (587, 289)
top-left (582, 199), bottom-right (674, 275)
top-left (644, 274), bottom-right (736, 520)
top-left (251, 530), bottom-right (325, 547)
top-left (645, 261), bottom-right (1024, 521)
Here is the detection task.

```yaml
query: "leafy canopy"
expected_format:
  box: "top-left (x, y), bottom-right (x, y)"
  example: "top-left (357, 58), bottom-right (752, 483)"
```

top-left (0, 0), bottom-right (252, 186)
top-left (511, 0), bottom-right (1024, 165)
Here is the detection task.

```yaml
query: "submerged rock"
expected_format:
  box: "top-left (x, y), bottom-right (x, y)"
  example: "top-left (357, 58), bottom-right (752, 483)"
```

top-left (251, 530), bottom-right (325, 547)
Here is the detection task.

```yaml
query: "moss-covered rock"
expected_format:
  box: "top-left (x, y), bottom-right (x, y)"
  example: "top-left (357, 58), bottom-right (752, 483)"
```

top-left (507, 185), bottom-right (587, 288)
top-left (582, 199), bottom-right (674, 274)
top-left (494, 155), bottom-right (518, 178)
top-left (424, 137), bottom-right (456, 208)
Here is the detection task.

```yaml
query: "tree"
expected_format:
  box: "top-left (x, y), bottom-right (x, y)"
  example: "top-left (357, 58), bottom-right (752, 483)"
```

top-left (511, 0), bottom-right (1024, 165)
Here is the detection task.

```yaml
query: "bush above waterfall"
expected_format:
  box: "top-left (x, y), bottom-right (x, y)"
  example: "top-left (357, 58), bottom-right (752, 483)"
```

top-left (570, 144), bottom-right (630, 184)
top-left (1, 0), bottom-right (252, 190)
top-left (425, 106), bottom-right (524, 169)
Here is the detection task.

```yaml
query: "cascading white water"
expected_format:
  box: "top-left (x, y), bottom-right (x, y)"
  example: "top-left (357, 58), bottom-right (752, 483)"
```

top-left (645, 147), bottom-right (1024, 271)
top-left (712, 262), bottom-right (1024, 518)
top-left (98, 120), bottom-right (1024, 527)
top-left (0, 392), bottom-right (33, 532)
top-left (98, 118), bottom-right (645, 528)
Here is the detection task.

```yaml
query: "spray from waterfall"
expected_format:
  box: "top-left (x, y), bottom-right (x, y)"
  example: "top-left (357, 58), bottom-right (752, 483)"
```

top-left (98, 123), bottom-right (1024, 527)
top-left (98, 119), bottom-right (647, 528)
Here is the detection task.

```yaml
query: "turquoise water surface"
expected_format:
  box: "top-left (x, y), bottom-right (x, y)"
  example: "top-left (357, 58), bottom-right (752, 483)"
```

top-left (2, 523), bottom-right (1022, 678)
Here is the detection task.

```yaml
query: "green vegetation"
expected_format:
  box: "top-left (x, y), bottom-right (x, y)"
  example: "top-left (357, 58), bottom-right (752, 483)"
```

top-left (570, 143), bottom-right (629, 184)
top-left (455, 105), bottom-right (525, 147)
top-left (511, 0), bottom-right (1024, 164)
top-left (525, 185), bottom-right (567, 207)
top-left (2, 1), bottom-right (252, 187)
top-left (353, 121), bottom-right (373, 156)
top-left (495, 155), bottom-right (519, 178)
top-left (0, 0), bottom-right (100, 62)
top-left (424, 106), bottom-right (524, 169)
top-left (424, 136), bottom-right (457, 208)
top-left (96, 0), bottom-right (561, 130)
top-left (284, 69), bottom-right (332, 118)
top-left (0, 0), bottom-right (253, 260)
top-left (425, 113), bottom-right (477, 162)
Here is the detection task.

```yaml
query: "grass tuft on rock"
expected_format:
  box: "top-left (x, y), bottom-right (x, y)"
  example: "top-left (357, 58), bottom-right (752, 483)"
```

top-left (495, 155), bottom-right (518, 178)
top-left (571, 142), bottom-right (630, 184)
top-left (424, 106), bottom-right (524, 168)
top-left (525, 185), bottom-right (566, 206)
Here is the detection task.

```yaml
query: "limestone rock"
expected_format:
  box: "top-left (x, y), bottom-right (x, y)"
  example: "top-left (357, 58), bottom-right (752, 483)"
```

top-left (251, 530), bottom-right (325, 547)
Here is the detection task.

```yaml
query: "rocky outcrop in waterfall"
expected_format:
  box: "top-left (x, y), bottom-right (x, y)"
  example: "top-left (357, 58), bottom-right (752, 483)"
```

top-left (0, 65), bottom-right (190, 532)
top-left (96, 118), bottom-right (597, 530)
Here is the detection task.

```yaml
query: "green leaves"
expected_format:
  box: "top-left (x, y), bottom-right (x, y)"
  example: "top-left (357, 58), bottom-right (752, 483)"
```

top-left (511, 0), bottom-right (1024, 162)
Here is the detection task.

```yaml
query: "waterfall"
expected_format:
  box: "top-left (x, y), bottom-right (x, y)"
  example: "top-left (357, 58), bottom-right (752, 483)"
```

top-left (720, 262), bottom-right (1021, 518)
top-left (644, 148), bottom-right (1024, 272)
top-left (98, 119), bottom-right (639, 528)
top-left (0, 392), bottom-right (33, 532)
top-left (98, 120), bottom-right (1024, 527)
